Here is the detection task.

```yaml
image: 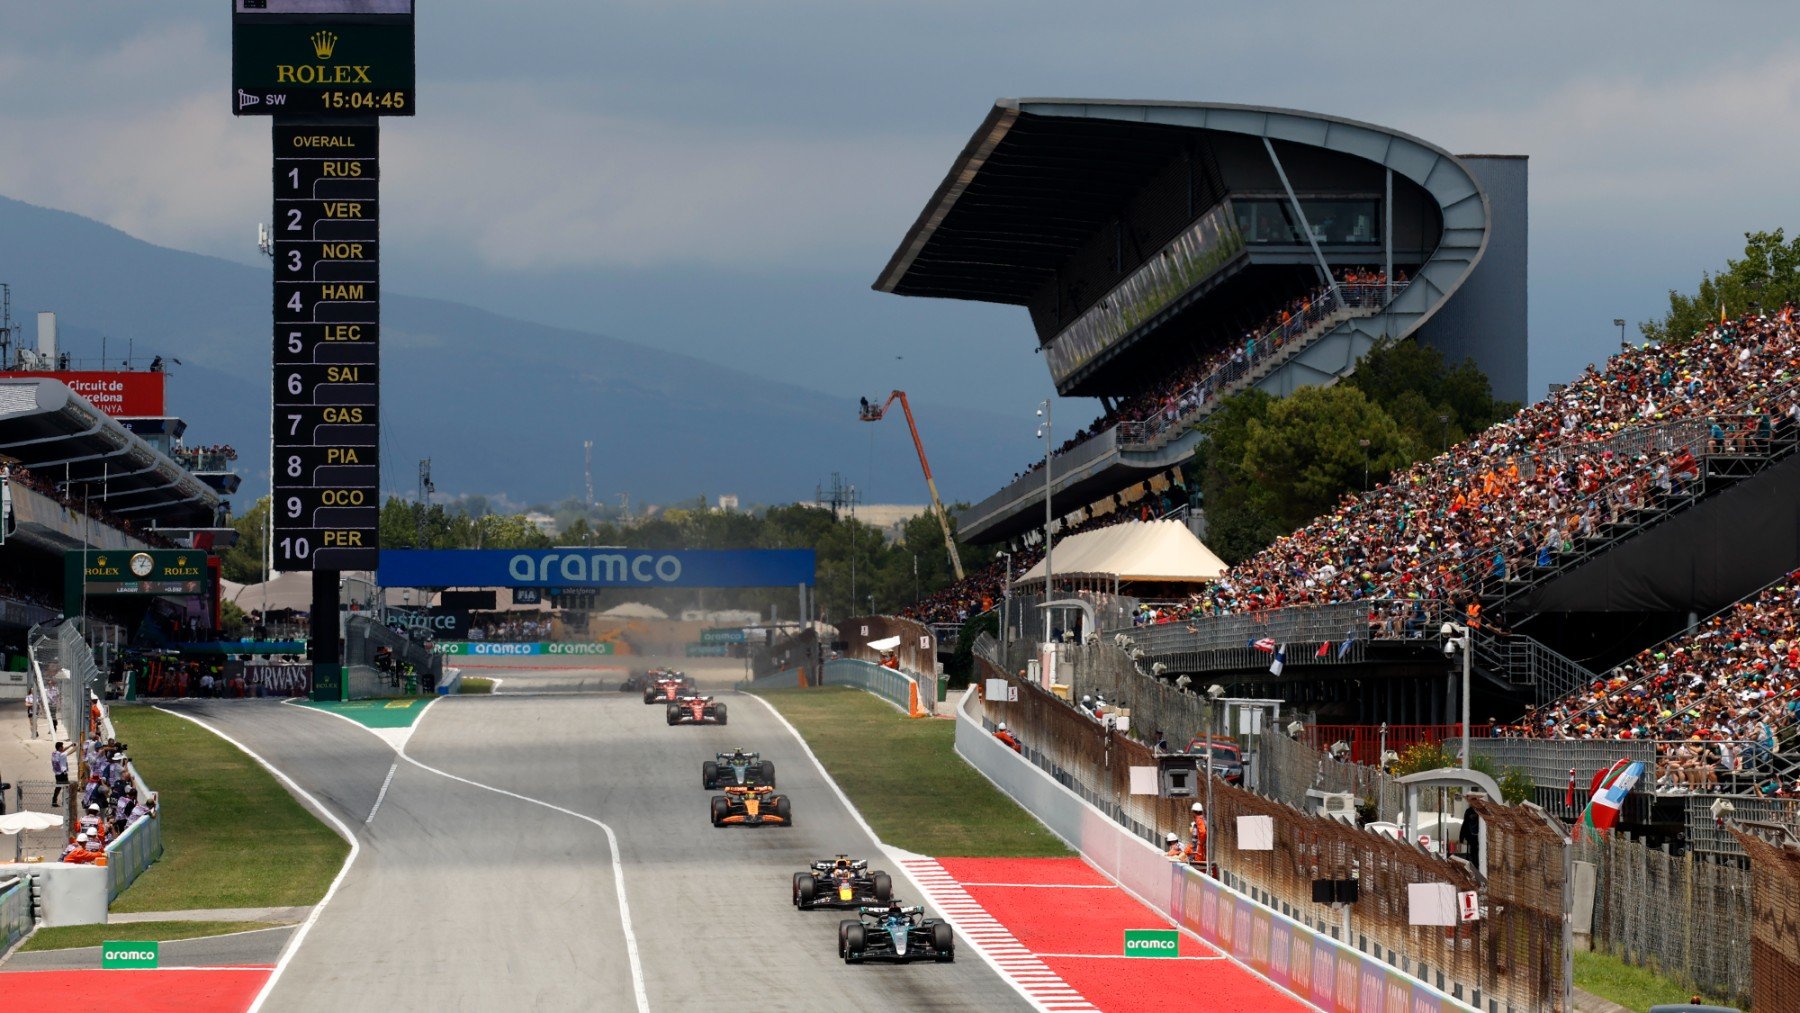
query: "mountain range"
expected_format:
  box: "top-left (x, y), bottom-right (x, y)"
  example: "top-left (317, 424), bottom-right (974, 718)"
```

top-left (0, 195), bottom-right (1020, 511)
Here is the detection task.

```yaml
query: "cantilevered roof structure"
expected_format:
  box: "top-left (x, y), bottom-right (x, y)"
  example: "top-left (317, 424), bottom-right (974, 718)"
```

top-left (877, 99), bottom-right (1527, 544)
top-left (0, 378), bottom-right (222, 528)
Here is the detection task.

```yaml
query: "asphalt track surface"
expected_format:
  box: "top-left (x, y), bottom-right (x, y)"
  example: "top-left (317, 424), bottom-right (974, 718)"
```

top-left (166, 656), bottom-right (1027, 1012)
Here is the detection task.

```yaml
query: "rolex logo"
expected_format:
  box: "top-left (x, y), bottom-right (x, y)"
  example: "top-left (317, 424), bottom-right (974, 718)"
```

top-left (311, 31), bottom-right (339, 60)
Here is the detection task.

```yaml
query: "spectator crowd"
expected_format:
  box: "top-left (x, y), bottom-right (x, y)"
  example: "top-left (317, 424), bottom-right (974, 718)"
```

top-left (1010, 269), bottom-right (1398, 484)
top-left (1, 461), bottom-right (177, 547)
top-left (1507, 568), bottom-right (1800, 795)
top-left (1177, 306), bottom-right (1800, 619)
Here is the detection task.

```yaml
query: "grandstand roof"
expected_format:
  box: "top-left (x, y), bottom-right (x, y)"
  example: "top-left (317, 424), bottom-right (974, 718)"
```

top-left (1017, 519), bottom-right (1226, 585)
top-left (875, 98), bottom-right (1485, 305)
top-left (0, 377), bottom-right (221, 527)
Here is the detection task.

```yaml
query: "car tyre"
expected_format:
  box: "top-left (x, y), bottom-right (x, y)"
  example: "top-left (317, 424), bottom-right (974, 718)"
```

top-left (795, 873), bottom-right (815, 908)
top-left (759, 760), bottom-right (775, 786)
top-left (843, 922), bottom-right (865, 961)
top-left (713, 703), bottom-right (728, 725)
top-left (773, 795), bottom-right (792, 826)
top-left (710, 796), bottom-right (729, 827)
top-left (666, 705), bottom-right (681, 725)
top-left (932, 923), bottom-right (954, 961)
top-left (702, 760), bottom-right (719, 789)
top-left (871, 872), bottom-right (892, 903)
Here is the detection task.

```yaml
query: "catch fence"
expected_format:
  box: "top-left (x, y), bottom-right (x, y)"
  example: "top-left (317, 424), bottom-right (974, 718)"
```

top-left (0, 876), bottom-right (27, 954)
top-left (838, 615), bottom-right (939, 714)
top-left (977, 655), bottom-right (1567, 1011)
top-left (1686, 792), bottom-right (1800, 859)
top-left (1258, 728), bottom-right (1405, 825)
top-left (1733, 827), bottom-right (1800, 1012)
top-left (1577, 832), bottom-right (1752, 1005)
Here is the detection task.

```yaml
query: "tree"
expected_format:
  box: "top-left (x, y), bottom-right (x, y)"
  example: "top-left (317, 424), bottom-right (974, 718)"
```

top-left (1346, 336), bottom-right (1515, 444)
top-left (1192, 389), bottom-right (1283, 563)
top-left (221, 497), bottom-right (269, 583)
top-left (1239, 385), bottom-right (1412, 533)
top-left (1645, 229), bottom-right (1800, 343)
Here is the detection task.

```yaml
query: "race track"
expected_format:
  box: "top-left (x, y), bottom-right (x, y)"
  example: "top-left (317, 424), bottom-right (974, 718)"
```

top-left (167, 659), bottom-right (1027, 1011)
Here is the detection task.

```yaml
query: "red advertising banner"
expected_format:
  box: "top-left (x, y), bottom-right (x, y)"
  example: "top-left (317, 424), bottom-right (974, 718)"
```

top-left (5, 371), bottom-right (166, 417)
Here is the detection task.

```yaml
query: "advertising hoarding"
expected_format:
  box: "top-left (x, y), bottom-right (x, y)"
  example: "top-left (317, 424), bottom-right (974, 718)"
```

top-left (6, 371), bottom-right (166, 417)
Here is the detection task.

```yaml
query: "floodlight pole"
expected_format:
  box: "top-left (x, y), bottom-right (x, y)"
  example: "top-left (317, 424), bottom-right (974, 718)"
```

top-left (1039, 399), bottom-right (1053, 646)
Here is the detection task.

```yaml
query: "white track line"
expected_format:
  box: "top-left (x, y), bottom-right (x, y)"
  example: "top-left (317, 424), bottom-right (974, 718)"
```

top-left (744, 693), bottom-right (1065, 1013)
top-left (282, 697), bottom-right (651, 1013)
top-left (898, 856), bottom-right (1100, 1011)
top-left (153, 707), bottom-right (360, 1013)
top-left (364, 762), bottom-right (397, 824)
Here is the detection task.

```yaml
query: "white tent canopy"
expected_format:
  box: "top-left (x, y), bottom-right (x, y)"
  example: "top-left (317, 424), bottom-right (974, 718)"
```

top-left (1018, 520), bottom-right (1227, 585)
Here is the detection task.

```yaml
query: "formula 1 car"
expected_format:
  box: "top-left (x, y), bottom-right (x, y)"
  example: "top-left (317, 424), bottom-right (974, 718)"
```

top-left (703, 749), bottom-right (774, 789)
top-left (709, 785), bottom-right (792, 828)
top-left (642, 670), bottom-right (697, 705)
top-left (838, 904), bottom-right (954, 963)
top-left (793, 855), bottom-right (891, 910)
top-left (667, 695), bottom-right (726, 725)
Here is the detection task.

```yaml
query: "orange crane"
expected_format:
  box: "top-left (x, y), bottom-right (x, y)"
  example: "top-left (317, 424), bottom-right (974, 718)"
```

top-left (858, 391), bottom-right (966, 581)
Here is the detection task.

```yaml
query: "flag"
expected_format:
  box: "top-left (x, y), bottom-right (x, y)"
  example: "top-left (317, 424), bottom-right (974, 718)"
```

top-left (1251, 638), bottom-right (1276, 653)
top-left (1337, 632), bottom-right (1355, 658)
top-left (1565, 768), bottom-right (1576, 810)
top-left (1269, 644), bottom-right (1286, 676)
top-left (1314, 642), bottom-right (1331, 658)
top-left (1580, 760), bottom-right (1644, 841)
top-left (1720, 299), bottom-right (1727, 325)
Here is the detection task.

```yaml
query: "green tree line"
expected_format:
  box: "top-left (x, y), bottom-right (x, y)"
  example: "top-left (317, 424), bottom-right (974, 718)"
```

top-left (222, 495), bottom-right (988, 623)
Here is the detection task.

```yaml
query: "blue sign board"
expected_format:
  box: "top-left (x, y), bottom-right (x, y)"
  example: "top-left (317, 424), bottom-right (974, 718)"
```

top-left (378, 549), bottom-right (815, 588)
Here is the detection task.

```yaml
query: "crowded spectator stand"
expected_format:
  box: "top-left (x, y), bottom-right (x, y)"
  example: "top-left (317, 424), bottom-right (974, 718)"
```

top-left (1005, 270), bottom-right (1398, 485)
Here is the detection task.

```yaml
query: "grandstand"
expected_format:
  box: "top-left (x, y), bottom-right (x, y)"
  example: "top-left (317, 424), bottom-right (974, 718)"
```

top-left (0, 307), bottom-right (247, 684)
top-left (877, 99), bottom-right (1527, 547)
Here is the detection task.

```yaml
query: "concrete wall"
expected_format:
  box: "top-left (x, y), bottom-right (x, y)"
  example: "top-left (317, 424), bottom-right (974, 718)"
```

top-left (953, 687), bottom-right (1475, 1013)
top-left (1414, 155), bottom-right (1529, 404)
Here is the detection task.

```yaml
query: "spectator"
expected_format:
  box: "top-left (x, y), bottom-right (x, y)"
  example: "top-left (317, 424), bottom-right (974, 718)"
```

top-left (49, 740), bottom-right (70, 805)
top-left (23, 688), bottom-right (38, 738)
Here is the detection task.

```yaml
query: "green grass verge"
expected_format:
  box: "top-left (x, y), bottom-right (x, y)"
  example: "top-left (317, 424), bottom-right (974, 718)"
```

top-left (459, 677), bottom-right (494, 694)
top-left (753, 686), bottom-right (1071, 857)
top-left (1573, 949), bottom-right (1716, 1012)
top-left (107, 708), bottom-right (350, 913)
top-left (21, 920), bottom-right (283, 952)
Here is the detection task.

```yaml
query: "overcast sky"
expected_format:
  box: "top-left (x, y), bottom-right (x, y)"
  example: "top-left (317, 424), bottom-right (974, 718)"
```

top-left (4, 2), bottom-right (1797, 480)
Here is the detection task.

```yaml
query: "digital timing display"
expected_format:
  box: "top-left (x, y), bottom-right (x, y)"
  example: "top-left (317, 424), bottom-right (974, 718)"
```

top-left (232, 4), bottom-right (414, 116)
top-left (270, 122), bottom-right (381, 571)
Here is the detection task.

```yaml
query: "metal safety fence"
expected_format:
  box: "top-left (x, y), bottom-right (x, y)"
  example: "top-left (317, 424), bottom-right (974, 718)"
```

top-left (838, 615), bottom-right (938, 715)
top-left (106, 812), bottom-right (164, 902)
top-left (1577, 833), bottom-right (1752, 1005)
top-left (1687, 793), bottom-right (1800, 859)
top-left (1467, 738), bottom-right (1657, 824)
top-left (0, 876), bottom-right (28, 954)
top-left (1732, 828), bottom-right (1800, 1012)
top-left (1259, 728), bottom-right (1406, 825)
top-left (742, 657), bottom-right (920, 717)
top-left (1114, 599), bottom-right (1454, 674)
top-left (976, 655), bottom-right (1568, 1012)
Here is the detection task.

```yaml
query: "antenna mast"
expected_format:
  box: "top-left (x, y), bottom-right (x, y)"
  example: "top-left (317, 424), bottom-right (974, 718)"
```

top-left (583, 440), bottom-right (594, 509)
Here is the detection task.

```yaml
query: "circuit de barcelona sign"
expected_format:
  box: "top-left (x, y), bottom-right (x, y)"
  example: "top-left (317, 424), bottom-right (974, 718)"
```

top-left (377, 549), bottom-right (815, 588)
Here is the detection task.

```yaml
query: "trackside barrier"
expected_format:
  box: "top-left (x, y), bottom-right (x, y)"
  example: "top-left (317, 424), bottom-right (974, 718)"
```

top-left (104, 814), bottom-right (162, 902)
top-left (953, 688), bottom-right (1475, 1013)
top-left (743, 659), bottom-right (923, 716)
top-left (0, 876), bottom-right (28, 953)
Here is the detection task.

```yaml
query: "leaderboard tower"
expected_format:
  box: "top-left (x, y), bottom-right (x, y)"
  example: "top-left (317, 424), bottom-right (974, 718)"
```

top-left (233, 0), bottom-right (415, 699)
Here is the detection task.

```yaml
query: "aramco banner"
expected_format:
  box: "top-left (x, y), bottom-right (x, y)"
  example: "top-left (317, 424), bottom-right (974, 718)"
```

top-left (378, 549), bottom-right (815, 588)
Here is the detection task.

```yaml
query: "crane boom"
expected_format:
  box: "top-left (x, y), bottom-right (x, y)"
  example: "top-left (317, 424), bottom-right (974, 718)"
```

top-left (859, 390), bottom-right (966, 581)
